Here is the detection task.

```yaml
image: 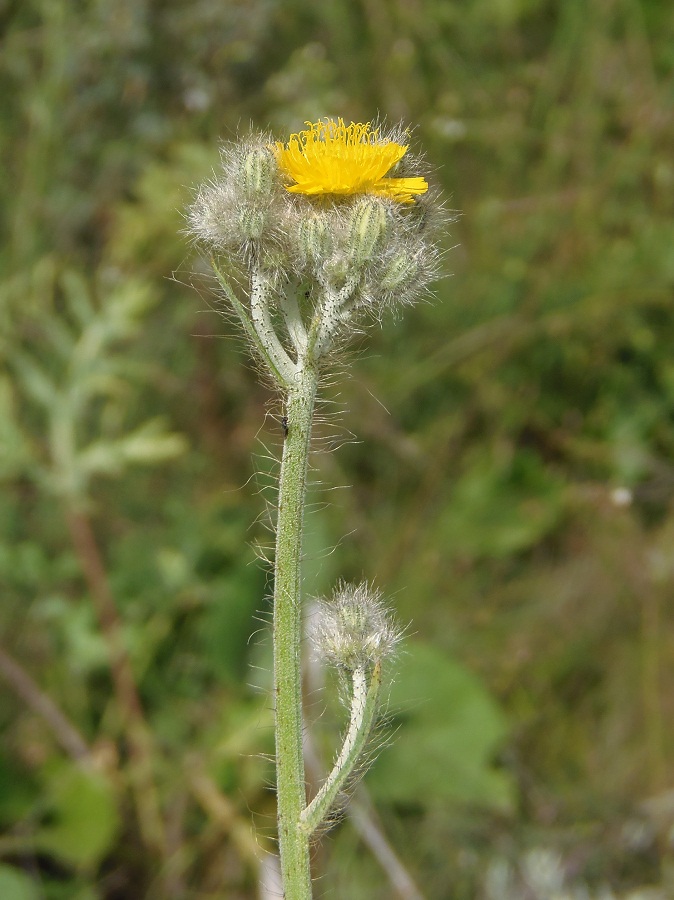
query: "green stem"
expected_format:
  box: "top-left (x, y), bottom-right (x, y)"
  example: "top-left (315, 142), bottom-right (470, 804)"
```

top-left (280, 284), bottom-right (308, 356)
top-left (308, 275), bottom-right (359, 359)
top-left (274, 363), bottom-right (318, 899)
top-left (300, 663), bottom-right (381, 837)
top-left (250, 267), bottom-right (298, 383)
top-left (211, 258), bottom-right (297, 387)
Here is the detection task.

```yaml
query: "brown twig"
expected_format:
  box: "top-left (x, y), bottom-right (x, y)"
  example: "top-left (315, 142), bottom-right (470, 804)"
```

top-left (184, 754), bottom-right (263, 866)
top-left (185, 753), bottom-right (282, 897)
top-left (349, 792), bottom-right (426, 900)
top-left (0, 642), bottom-right (91, 764)
top-left (66, 507), bottom-right (167, 859)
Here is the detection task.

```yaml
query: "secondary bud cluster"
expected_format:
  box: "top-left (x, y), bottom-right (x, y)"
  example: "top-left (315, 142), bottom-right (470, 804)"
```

top-left (188, 137), bottom-right (285, 258)
top-left (312, 583), bottom-right (402, 672)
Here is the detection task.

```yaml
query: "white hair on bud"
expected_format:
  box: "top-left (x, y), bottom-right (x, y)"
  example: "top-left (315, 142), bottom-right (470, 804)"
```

top-left (312, 581), bottom-right (402, 671)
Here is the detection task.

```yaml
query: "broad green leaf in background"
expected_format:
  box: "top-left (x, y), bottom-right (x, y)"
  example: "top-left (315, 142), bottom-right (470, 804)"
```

top-left (0, 865), bottom-right (40, 900)
top-left (437, 448), bottom-right (564, 560)
top-left (33, 764), bottom-right (120, 870)
top-left (367, 642), bottom-right (515, 812)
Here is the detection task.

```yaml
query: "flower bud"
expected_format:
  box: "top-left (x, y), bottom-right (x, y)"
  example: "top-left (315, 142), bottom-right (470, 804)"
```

top-left (347, 199), bottom-right (391, 269)
top-left (297, 212), bottom-right (332, 266)
top-left (312, 582), bottom-right (401, 671)
top-left (323, 251), bottom-right (350, 286)
top-left (237, 203), bottom-right (267, 241)
top-left (239, 147), bottom-right (277, 200)
top-left (379, 249), bottom-right (419, 293)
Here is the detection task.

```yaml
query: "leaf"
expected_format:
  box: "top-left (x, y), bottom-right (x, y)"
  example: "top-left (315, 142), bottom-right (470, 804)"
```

top-left (11, 351), bottom-right (57, 409)
top-left (0, 865), bottom-right (40, 900)
top-left (437, 448), bottom-right (563, 560)
top-left (34, 764), bottom-right (120, 869)
top-left (104, 279), bottom-right (158, 335)
top-left (0, 377), bottom-right (35, 479)
top-left (62, 270), bottom-right (96, 330)
top-left (77, 418), bottom-right (186, 479)
top-left (66, 276), bottom-right (156, 380)
top-left (366, 642), bottom-right (515, 812)
top-left (113, 417), bottom-right (188, 464)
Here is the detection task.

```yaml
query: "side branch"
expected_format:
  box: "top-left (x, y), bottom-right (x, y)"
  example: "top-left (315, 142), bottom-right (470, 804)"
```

top-left (300, 662), bottom-right (381, 836)
top-left (211, 259), bottom-right (297, 387)
top-left (308, 275), bottom-right (359, 360)
top-left (250, 267), bottom-right (299, 384)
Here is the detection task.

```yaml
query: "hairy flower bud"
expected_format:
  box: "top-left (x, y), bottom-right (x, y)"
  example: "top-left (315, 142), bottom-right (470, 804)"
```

top-left (323, 250), bottom-right (350, 286)
top-left (237, 203), bottom-right (267, 241)
top-left (297, 211), bottom-right (332, 267)
top-left (379, 248), bottom-right (420, 293)
top-left (347, 199), bottom-right (391, 269)
top-left (239, 147), bottom-right (277, 200)
top-left (188, 137), bottom-right (285, 257)
top-left (312, 583), bottom-right (402, 671)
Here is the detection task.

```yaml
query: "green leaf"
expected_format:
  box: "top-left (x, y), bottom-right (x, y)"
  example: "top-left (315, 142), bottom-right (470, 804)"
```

top-left (34, 764), bottom-right (120, 869)
top-left (70, 887), bottom-right (101, 900)
top-left (113, 417), bottom-right (188, 465)
top-left (367, 642), bottom-right (515, 811)
top-left (11, 351), bottom-right (57, 409)
top-left (0, 865), bottom-right (40, 900)
top-left (62, 270), bottom-right (95, 330)
top-left (437, 448), bottom-right (563, 560)
top-left (0, 377), bottom-right (35, 479)
top-left (78, 418), bottom-right (186, 479)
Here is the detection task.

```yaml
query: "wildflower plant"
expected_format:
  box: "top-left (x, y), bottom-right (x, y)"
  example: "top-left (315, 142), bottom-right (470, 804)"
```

top-left (189, 118), bottom-right (442, 899)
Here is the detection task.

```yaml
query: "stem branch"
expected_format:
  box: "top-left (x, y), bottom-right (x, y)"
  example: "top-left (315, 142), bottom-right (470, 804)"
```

top-left (211, 259), bottom-right (296, 387)
top-left (250, 267), bottom-right (298, 384)
top-left (300, 663), bottom-right (381, 836)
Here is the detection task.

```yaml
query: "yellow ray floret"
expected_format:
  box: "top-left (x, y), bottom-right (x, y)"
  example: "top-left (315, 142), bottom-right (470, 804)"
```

top-left (274, 119), bottom-right (428, 204)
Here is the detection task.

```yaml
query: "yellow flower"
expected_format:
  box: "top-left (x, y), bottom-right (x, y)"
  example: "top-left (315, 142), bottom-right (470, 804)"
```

top-left (274, 119), bottom-right (428, 204)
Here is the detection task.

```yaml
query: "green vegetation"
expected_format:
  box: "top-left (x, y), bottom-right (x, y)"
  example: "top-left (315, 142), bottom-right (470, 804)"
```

top-left (1, 0), bottom-right (673, 897)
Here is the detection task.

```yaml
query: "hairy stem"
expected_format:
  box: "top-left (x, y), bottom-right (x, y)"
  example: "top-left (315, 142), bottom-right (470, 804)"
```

top-left (280, 284), bottom-right (308, 357)
top-left (300, 663), bottom-right (381, 836)
top-left (250, 267), bottom-right (298, 384)
top-left (309, 275), bottom-right (359, 359)
top-left (273, 364), bottom-right (318, 899)
top-left (211, 259), bottom-right (296, 387)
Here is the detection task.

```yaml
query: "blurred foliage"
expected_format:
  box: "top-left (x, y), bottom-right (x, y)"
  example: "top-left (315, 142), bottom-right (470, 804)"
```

top-left (368, 643), bottom-right (514, 810)
top-left (1, 0), bottom-right (674, 897)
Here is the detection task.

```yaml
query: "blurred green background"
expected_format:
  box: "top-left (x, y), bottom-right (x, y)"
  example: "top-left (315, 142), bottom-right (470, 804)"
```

top-left (1, 0), bottom-right (674, 897)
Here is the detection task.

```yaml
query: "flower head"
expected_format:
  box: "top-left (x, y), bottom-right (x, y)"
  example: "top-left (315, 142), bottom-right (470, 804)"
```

top-left (312, 582), bottom-right (402, 672)
top-left (274, 119), bottom-right (428, 204)
top-left (188, 121), bottom-right (446, 338)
